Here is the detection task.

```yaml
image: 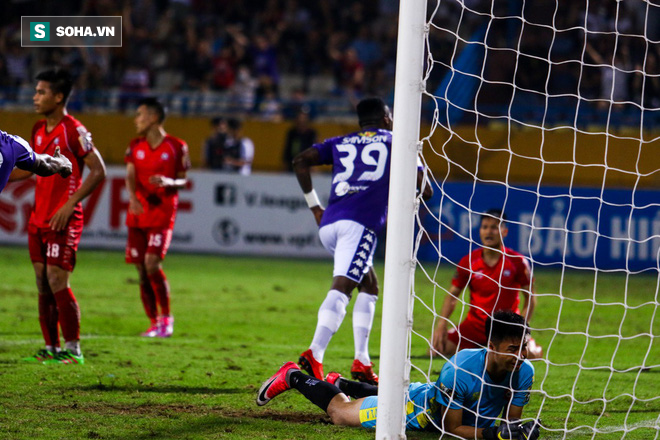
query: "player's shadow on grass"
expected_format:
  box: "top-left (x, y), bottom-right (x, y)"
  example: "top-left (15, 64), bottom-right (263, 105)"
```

top-left (75, 384), bottom-right (243, 395)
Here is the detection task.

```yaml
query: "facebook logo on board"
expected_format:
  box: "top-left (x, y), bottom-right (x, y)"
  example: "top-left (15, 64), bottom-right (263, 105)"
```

top-left (30, 22), bottom-right (50, 41)
top-left (215, 184), bottom-right (237, 206)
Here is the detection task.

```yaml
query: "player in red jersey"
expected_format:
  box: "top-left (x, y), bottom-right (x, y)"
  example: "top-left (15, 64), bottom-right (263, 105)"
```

top-left (16, 69), bottom-right (107, 365)
top-left (431, 209), bottom-right (543, 359)
top-left (125, 97), bottom-right (190, 338)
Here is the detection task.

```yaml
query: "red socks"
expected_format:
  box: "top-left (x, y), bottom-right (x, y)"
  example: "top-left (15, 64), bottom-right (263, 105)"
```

top-left (140, 281), bottom-right (158, 323)
top-left (38, 292), bottom-right (60, 348)
top-left (53, 288), bottom-right (80, 342)
top-left (148, 268), bottom-right (170, 317)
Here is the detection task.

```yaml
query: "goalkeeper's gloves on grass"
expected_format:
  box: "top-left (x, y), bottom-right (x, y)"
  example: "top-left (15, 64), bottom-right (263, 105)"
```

top-left (519, 420), bottom-right (541, 440)
top-left (482, 422), bottom-right (520, 439)
top-left (482, 420), bottom-right (541, 440)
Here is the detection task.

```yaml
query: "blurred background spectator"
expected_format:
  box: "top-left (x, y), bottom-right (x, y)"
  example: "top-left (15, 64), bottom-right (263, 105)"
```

top-left (202, 116), bottom-right (229, 170)
top-left (223, 118), bottom-right (254, 175)
top-left (282, 110), bottom-right (317, 172)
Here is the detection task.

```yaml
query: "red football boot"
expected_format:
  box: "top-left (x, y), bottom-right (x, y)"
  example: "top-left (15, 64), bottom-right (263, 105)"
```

top-left (298, 349), bottom-right (324, 380)
top-left (256, 361), bottom-right (300, 406)
top-left (351, 359), bottom-right (379, 385)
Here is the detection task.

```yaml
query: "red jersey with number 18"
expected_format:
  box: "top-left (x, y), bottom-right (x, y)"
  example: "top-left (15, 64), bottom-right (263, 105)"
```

top-left (29, 115), bottom-right (95, 229)
top-left (125, 135), bottom-right (190, 229)
top-left (452, 247), bottom-right (532, 325)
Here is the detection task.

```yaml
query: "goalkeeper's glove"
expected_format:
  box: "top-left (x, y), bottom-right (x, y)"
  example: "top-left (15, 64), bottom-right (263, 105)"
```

top-left (482, 422), bottom-right (520, 439)
top-left (519, 420), bottom-right (541, 440)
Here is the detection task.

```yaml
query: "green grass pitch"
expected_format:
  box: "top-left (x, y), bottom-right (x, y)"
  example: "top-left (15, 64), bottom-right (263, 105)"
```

top-left (0, 246), bottom-right (658, 439)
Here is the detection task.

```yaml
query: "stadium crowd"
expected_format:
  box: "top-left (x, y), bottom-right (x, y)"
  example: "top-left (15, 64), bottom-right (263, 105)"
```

top-left (0, 0), bottom-right (400, 118)
top-left (1, 0), bottom-right (659, 122)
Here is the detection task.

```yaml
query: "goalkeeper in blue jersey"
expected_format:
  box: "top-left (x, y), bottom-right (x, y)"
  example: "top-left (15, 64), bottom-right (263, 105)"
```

top-left (256, 310), bottom-right (541, 439)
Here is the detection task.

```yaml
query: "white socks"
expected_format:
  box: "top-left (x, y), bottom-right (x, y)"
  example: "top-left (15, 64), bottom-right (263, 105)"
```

top-left (353, 292), bottom-right (377, 364)
top-left (64, 340), bottom-right (81, 356)
top-left (45, 345), bottom-right (59, 353)
top-left (309, 289), bottom-right (349, 362)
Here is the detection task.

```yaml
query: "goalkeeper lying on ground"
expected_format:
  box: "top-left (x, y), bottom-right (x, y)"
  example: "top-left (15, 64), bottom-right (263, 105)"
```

top-left (256, 310), bottom-right (541, 439)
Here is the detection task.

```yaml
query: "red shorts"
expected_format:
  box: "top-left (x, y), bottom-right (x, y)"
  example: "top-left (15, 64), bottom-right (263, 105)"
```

top-left (28, 223), bottom-right (82, 272)
top-left (447, 317), bottom-right (488, 350)
top-left (126, 227), bottom-right (173, 263)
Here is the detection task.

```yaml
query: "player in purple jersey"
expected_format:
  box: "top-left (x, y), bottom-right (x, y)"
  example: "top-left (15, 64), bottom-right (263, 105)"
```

top-left (0, 130), bottom-right (72, 192)
top-left (293, 97), bottom-right (433, 384)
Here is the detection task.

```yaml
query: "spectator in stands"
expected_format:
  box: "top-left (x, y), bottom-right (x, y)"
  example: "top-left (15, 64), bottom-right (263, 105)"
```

top-left (256, 89), bottom-right (283, 122)
top-left (230, 65), bottom-right (257, 114)
top-left (212, 45), bottom-right (238, 90)
top-left (118, 63), bottom-right (150, 112)
top-left (351, 28), bottom-right (382, 68)
top-left (184, 39), bottom-right (214, 91)
top-left (282, 88), bottom-right (315, 120)
top-left (3, 36), bottom-right (30, 90)
top-left (0, 0), bottom-right (657, 127)
top-left (282, 110), bottom-right (317, 172)
top-left (153, 48), bottom-right (185, 92)
top-left (224, 118), bottom-right (254, 175)
top-left (202, 116), bottom-right (228, 170)
top-left (248, 34), bottom-right (280, 94)
top-left (632, 47), bottom-right (660, 110)
top-left (331, 46), bottom-right (365, 101)
top-left (0, 54), bottom-right (12, 99)
top-left (586, 38), bottom-right (633, 108)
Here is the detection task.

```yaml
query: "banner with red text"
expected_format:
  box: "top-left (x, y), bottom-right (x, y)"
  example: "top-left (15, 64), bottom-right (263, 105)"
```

top-left (0, 167), bottom-right (332, 258)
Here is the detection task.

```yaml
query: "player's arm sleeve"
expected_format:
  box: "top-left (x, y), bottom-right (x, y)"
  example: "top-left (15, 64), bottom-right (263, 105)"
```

top-left (511, 363), bottom-right (535, 407)
top-left (11, 135), bottom-right (37, 170)
top-left (70, 124), bottom-right (96, 158)
top-left (176, 141), bottom-right (192, 174)
top-left (515, 256), bottom-right (533, 287)
top-left (313, 139), bottom-right (334, 165)
top-left (435, 363), bottom-right (467, 410)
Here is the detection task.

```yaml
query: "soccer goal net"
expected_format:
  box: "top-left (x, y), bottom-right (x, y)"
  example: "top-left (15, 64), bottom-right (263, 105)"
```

top-left (378, 0), bottom-right (660, 439)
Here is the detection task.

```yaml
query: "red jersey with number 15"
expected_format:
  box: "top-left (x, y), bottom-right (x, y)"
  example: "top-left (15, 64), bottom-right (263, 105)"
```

top-left (452, 247), bottom-right (532, 325)
top-left (29, 115), bottom-right (95, 229)
top-left (125, 134), bottom-right (190, 229)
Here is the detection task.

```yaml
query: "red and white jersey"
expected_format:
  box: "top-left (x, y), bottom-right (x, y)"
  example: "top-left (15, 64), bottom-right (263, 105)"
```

top-left (29, 115), bottom-right (95, 229)
top-left (125, 134), bottom-right (190, 229)
top-left (452, 247), bottom-right (532, 325)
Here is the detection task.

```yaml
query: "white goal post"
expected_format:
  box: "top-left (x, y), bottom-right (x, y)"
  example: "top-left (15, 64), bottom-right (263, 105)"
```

top-left (376, 0), bottom-right (428, 437)
top-left (377, 0), bottom-right (660, 439)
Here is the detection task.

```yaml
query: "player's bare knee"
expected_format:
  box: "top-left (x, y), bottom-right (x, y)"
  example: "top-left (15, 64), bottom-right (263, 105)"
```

top-left (326, 395), bottom-right (361, 427)
top-left (34, 272), bottom-right (49, 294)
top-left (144, 254), bottom-right (161, 275)
top-left (46, 265), bottom-right (69, 292)
top-left (135, 264), bottom-right (149, 283)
